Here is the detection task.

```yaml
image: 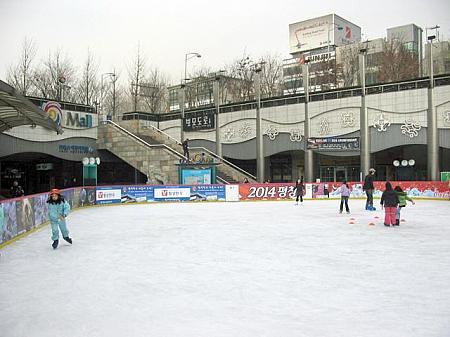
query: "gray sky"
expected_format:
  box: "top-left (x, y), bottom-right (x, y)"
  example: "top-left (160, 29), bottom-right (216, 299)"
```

top-left (0, 0), bottom-right (449, 85)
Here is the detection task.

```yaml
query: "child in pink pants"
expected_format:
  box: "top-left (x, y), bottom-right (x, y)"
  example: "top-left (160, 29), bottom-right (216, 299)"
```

top-left (380, 182), bottom-right (400, 227)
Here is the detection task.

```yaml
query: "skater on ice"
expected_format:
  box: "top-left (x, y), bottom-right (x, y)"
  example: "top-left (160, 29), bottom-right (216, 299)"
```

top-left (394, 185), bottom-right (415, 226)
top-left (295, 176), bottom-right (304, 205)
top-left (47, 189), bottom-right (72, 249)
top-left (363, 168), bottom-right (376, 210)
top-left (337, 181), bottom-right (351, 214)
top-left (380, 182), bottom-right (400, 227)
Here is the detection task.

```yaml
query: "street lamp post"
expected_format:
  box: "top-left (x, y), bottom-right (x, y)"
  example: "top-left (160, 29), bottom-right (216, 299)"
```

top-left (426, 27), bottom-right (440, 180)
top-left (82, 157), bottom-right (101, 186)
top-left (254, 64), bottom-right (264, 182)
top-left (303, 60), bottom-right (313, 182)
top-left (213, 70), bottom-right (225, 158)
top-left (181, 52), bottom-right (201, 142)
top-left (359, 48), bottom-right (370, 179)
top-left (101, 72), bottom-right (115, 120)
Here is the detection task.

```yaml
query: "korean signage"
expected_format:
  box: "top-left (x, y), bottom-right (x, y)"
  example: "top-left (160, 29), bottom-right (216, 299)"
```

top-left (96, 188), bottom-right (122, 204)
top-left (58, 144), bottom-right (94, 154)
top-left (184, 110), bottom-right (215, 131)
top-left (154, 187), bottom-right (191, 201)
top-left (307, 137), bottom-right (360, 151)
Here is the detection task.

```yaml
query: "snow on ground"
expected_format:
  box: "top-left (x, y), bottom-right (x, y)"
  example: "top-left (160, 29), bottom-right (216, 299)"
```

top-left (1, 199), bottom-right (450, 337)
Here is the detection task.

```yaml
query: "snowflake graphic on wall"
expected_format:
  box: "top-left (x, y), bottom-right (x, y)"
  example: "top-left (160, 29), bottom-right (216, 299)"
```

top-left (443, 110), bottom-right (450, 125)
top-left (223, 127), bottom-right (235, 142)
top-left (340, 112), bottom-right (355, 128)
top-left (373, 112), bottom-right (391, 132)
top-left (239, 122), bottom-right (252, 139)
top-left (401, 119), bottom-right (422, 138)
top-left (266, 125), bottom-right (279, 140)
top-left (318, 117), bottom-right (331, 135)
top-left (289, 129), bottom-right (303, 142)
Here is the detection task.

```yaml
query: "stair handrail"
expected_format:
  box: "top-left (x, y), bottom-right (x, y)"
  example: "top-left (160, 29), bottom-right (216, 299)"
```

top-left (136, 121), bottom-right (257, 181)
top-left (102, 120), bottom-right (188, 160)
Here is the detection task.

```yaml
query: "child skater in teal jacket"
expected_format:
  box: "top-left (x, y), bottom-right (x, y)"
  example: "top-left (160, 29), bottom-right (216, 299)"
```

top-left (47, 189), bottom-right (72, 249)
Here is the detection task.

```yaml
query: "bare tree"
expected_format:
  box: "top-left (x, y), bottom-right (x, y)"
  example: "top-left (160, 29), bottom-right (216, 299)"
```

top-left (33, 48), bottom-right (75, 100)
top-left (225, 53), bottom-right (255, 102)
top-left (336, 44), bottom-right (360, 88)
top-left (6, 37), bottom-right (37, 95)
top-left (140, 67), bottom-right (170, 113)
top-left (378, 38), bottom-right (419, 83)
top-left (76, 50), bottom-right (99, 106)
top-left (128, 43), bottom-right (146, 111)
top-left (259, 53), bottom-right (283, 97)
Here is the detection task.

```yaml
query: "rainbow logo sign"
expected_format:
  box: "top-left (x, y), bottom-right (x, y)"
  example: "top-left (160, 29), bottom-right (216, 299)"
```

top-left (42, 101), bottom-right (62, 126)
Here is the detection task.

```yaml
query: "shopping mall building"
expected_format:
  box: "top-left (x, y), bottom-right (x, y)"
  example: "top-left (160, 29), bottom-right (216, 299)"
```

top-left (1, 14), bottom-right (449, 196)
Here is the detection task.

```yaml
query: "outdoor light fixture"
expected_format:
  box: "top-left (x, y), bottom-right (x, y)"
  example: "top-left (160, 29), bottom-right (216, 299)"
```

top-left (408, 159), bottom-right (415, 166)
top-left (401, 160), bottom-right (408, 167)
top-left (393, 160), bottom-right (400, 167)
top-left (82, 157), bottom-right (89, 165)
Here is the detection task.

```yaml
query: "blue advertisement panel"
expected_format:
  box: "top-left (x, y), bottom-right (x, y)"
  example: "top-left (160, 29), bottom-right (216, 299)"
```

top-left (121, 185), bottom-right (154, 203)
top-left (96, 186), bottom-right (122, 204)
top-left (182, 169), bottom-right (212, 185)
top-left (190, 185), bottom-right (226, 201)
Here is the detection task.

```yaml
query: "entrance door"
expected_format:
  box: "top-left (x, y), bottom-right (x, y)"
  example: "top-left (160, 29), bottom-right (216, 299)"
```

top-left (336, 167), bottom-right (346, 182)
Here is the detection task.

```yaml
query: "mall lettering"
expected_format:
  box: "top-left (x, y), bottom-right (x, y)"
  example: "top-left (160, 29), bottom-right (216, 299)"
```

top-left (66, 112), bottom-right (93, 128)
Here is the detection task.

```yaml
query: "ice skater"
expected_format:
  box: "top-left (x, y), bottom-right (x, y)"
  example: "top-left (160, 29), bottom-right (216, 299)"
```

top-left (47, 189), bottom-right (72, 249)
top-left (363, 168), bottom-right (376, 210)
top-left (380, 182), bottom-right (399, 227)
top-left (337, 181), bottom-right (351, 214)
top-left (394, 186), bottom-right (415, 226)
top-left (295, 176), bottom-right (304, 205)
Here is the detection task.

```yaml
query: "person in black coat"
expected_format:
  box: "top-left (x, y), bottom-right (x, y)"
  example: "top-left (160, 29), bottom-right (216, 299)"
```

top-left (363, 168), bottom-right (376, 210)
top-left (380, 182), bottom-right (400, 227)
top-left (182, 138), bottom-right (190, 161)
top-left (295, 176), bottom-right (304, 205)
top-left (10, 181), bottom-right (25, 198)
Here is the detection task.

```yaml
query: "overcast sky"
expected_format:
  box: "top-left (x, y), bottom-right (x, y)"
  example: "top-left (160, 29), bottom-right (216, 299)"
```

top-left (0, 0), bottom-right (449, 85)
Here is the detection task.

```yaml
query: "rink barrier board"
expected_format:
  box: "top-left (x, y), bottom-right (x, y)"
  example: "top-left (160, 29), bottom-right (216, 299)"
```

top-left (1, 181), bottom-right (448, 249)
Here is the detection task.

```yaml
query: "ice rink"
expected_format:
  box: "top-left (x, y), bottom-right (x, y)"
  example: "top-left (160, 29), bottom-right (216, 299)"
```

top-left (1, 199), bottom-right (450, 337)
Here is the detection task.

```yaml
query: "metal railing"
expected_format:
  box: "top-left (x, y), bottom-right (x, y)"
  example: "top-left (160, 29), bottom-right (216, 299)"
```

top-left (103, 120), bottom-right (256, 182)
top-left (139, 121), bottom-right (257, 181)
top-left (102, 120), bottom-right (187, 160)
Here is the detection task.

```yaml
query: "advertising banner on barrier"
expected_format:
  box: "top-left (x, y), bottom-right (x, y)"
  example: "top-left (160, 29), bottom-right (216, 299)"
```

top-left (190, 185), bottom-right (226, 201)
top-left (154, 186), bottom-right (191, 201)
top-left (121, 186), bottom-right (154, 203)
top-left (96, 187), bottom-right (122, 204)
top-left (239, 183), bottom-right (298, 201)
top-left (239, 181), bottom-right (450, 200)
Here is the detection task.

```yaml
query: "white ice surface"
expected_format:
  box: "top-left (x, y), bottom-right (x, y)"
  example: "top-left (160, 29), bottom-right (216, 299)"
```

top-left (1, 199), bottom-right (450, 337)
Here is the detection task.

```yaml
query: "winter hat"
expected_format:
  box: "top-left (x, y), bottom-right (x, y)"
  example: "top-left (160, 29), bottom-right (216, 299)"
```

top-left (369, 168), bottom-right (376, 173)
top-left (50, 188), bottom-right (61, 195)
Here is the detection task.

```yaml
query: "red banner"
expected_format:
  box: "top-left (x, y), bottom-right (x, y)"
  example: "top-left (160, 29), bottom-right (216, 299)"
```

top-left (239, 181), bottom-right (450, 201)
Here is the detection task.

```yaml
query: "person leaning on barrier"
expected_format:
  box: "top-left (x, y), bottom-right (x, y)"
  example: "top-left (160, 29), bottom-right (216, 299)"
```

top-left (182, 138), bottom-right (190, 161)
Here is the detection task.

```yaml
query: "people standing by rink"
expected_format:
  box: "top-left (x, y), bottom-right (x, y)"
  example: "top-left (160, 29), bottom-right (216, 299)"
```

top-left (363, 168), bottom-right (376, 210)
top-left (380, 182), bottom-right (400, 227)
top-left (10, 180), bottom-right (24, 198)
top-left (337, 181), bottom-right (351, 214)
top-left (295, 177), bottom-right (304, 205)
top-left (47, 189), bottom-right (72, 249)
top-left (394, 186), bottom-right (415, 226)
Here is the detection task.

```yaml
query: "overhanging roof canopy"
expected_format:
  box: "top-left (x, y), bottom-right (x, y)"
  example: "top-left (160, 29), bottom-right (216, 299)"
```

top-left (0, 80), bottom-right (62, 133)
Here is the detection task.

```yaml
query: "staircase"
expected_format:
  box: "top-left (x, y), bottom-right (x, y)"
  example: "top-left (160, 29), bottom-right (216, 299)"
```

top-left (97, 120), bottom-right (256, 184)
